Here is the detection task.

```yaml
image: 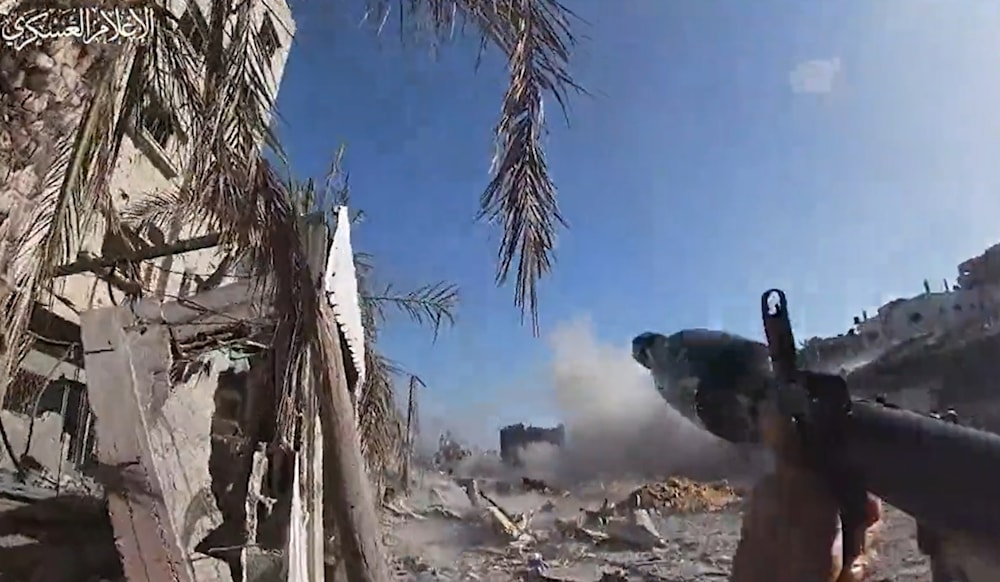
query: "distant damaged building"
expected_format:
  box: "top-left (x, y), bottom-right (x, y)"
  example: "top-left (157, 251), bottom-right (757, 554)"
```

top-left (499, 423), bottom-right (565, 466)
top-left (958, 242), bottom-right (1000, 290)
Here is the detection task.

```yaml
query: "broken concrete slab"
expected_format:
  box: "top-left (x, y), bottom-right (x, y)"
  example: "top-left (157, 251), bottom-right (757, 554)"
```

top-left (151, 350), bottom-right (236, 581)
top-left (81, 306), bottom-right (194, 582)
top-left (82, 306), bottom-right (238, 582)
top-left (602, 509), bottom-right (665, 550)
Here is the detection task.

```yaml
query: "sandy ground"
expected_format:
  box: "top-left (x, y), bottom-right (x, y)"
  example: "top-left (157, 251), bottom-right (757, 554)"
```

top-left (383, 470), bottom-right (933, 581)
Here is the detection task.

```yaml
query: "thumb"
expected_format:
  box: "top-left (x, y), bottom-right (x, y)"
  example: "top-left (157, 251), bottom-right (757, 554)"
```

top-left (834, 494), bottom-right (882, 582)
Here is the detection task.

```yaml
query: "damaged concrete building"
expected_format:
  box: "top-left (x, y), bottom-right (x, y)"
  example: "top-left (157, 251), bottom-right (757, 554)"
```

top-left (0, 2), bottom-right (387, 580)
top-left (793, 241), bottom-right (1000, 434)
top-left (499, 423), bottom-right (565, 467)
top-left (3, 217), bottom-right (368, 581)
top-left (801, 243), bottom-right (1000, 371)
top-left (847, 328), bottom-right (1000, 432)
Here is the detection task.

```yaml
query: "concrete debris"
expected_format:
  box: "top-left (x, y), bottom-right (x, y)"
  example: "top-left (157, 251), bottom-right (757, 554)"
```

top-left (380, 466), bottom-right (942, 581)
top-left (384, 499), bottom-right (464, 522)
top-left (384, 500), bottom-right (419, 519)
top-left (457, 477), bottom-right (481, 507)
top-left (480, 498), bottom-right (533, 544)
top-left (554, 517), bottom-right (609, 544)
top-left (464, 475), bottom-right (729, 552)
top-left (581, 499), bottom-right (615, 527)
top-left (0, 411), bottom-right (66, 475)
top-left (396, 554), bottom-right (441, 580)
top-left (522, 476), bottom-right (560, 494)
top-left (556, 506), bottom-right (665, 551)
top-left (425, 506), bottom-right (463, 520)
top-left (529, 571), bottom-right (588, 582)
top-left (602, 509), bottom-right (665, 550)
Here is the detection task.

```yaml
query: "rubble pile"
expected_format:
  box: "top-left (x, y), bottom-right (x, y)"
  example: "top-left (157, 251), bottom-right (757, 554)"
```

top-left (618, 477), bottom-right (740, 514)
top-left (433, 431), bottom-right (472, 470)
top-left (383, 468), bottom-right (937, 581)
top-left (463, 476), bottom-right (733, 553)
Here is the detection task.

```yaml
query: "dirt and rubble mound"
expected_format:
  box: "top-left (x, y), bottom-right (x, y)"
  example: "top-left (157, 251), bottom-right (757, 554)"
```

top-left (385, 469), bottom-right (936, 581)
top-left (617, 477), bottom-right (740, 514)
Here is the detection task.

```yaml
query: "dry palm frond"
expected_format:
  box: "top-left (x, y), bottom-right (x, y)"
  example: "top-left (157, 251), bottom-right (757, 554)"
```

top-left (4, 0), bottom-right (579, 399)
top-left (281, 145), bottom-right (351, 223)
top-left (124, 0), bottom-right (282, 243)
top-left (357, 345), bottom-right (405, 486)
top-left (0, 41), bottom-right (131, 413)
top-left (354, 246), bottom-right (454, 483)
top-left (361, 0), bottom-right (585, 334)
top-left (280, 150), bottom-right (450, 482)
top-left (118, 2), bottom-right (303, 446)
top-left (0, 0), bottom-right (256, 401)
top-left (362, 282), bottom-right (458, 340)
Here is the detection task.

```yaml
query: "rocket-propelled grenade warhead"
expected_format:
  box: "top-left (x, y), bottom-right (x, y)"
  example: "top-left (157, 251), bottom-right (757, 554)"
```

top-left (631, 328), bottom-right (772, 445)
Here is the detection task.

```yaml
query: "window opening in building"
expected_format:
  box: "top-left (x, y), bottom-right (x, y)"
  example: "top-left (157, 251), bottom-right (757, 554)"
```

top-left (908, 312), bottom-right (923, 324)
top-left (259, 14), bottom-right (279, 61)
top-left (140, 94), bottom-right (174, 150)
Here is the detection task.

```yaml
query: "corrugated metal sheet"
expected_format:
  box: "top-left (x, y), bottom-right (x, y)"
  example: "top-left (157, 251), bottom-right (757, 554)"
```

top-left (324, 206), bottom-right (366, 394)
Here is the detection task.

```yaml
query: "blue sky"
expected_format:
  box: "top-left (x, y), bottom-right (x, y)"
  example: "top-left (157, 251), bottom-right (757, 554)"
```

top-left (275, 1), bottom-right (1000, 443)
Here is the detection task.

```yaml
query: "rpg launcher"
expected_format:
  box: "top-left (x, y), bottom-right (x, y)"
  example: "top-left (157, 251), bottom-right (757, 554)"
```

top-left (760, 289), bottom-right (1000, 567)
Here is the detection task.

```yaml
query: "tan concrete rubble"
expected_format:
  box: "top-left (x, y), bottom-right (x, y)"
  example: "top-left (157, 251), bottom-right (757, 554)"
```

top-left (388, 473), bottom-right (743, 581)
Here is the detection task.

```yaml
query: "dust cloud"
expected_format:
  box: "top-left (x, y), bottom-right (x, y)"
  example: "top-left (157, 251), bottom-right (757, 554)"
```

top-left (447, 319), bottom-right (764, 487)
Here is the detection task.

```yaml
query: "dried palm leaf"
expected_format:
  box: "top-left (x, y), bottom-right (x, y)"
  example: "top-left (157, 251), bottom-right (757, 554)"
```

top-left (361, 0), bottom-right (586, 333)
top-left (357, 346), bottom-right (405, 487)
top-left (362, 282), bottom-right (458, 341)
top-left (0, 40), bottom-right (131, 413)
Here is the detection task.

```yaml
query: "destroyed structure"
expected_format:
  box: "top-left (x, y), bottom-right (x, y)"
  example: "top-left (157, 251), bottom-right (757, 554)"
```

top-left (797, 242), bottom-right (1000, 432)
top-left (0, 3), bottom-right (387, 580)
top-left (801, 242), bottom-right (1000, 367)
top-left (433, 431), bottom-right (471, 470)
top-left (3, 214), bottom-right (368, 582)
top-left (499, 423), bottom-right (565, 467)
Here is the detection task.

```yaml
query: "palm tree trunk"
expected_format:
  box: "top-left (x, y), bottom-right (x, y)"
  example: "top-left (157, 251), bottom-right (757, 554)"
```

top-left (316, 304), bottom-right (392, 582)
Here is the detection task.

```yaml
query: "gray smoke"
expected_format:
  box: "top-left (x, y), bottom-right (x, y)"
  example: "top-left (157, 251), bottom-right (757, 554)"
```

top-left (436, 318), bottom-right (768, 486)
top-left (534, 318), bottom-right (760, 485)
